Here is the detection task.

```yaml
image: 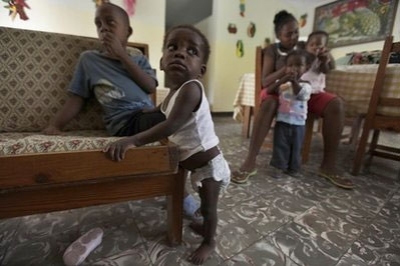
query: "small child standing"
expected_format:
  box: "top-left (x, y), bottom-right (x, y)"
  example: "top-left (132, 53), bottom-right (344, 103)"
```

top-left (104, 25), bottom-right (230, 265)
top-left (268, 50), bottom-right (312, 177)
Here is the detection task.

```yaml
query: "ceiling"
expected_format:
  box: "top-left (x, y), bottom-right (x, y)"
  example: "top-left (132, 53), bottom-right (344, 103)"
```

top-left (165, 0), bottom-right (212, 29)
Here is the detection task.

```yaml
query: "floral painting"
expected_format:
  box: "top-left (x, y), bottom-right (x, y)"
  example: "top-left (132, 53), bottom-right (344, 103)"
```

top-left (313, 0), bottom-right (399, 47)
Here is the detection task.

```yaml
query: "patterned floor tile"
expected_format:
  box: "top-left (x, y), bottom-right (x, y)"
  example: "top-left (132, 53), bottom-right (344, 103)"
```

top-left (12, 210), bottom-right (79, 242)
top-left (214, 209), bottom-right (262, 259)
top-left (269, 222), bottom-right (342, 266)
top-left (77, 202), bottom-right (134, 226)
top-left (1, 116), bottom-right (399, 265)
top-left (335, 252), bottom-right (369, 266)
top-left (2, 229), bottom-right (77, 266)
top-left (89, 245), bottom-right (152, 266)
top-left (81, 216), bottom-right (144, 264)
top-left (294, 206), bottom-right (363, 251)
top-left (0, 217), bottom-right (20, 263)
top-left (318, 195), bottom-right (375, 227)
top-left (230, 198), bottom-right (291, 236)
top-left (221, 237), bottom-right (299, 266)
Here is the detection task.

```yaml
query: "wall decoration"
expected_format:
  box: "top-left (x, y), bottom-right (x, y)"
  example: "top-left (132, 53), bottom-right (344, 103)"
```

top-left (3, 0), bottom-right (30, 21)
top-left (247, 22), bottom-right (256, 38)
top-left (239, 0), bottom-right (245, 17)
top-left (313, 0), bottom-right (399, 47)
top-left (299, 13), bottom-right (307, 28)
top-left (227, 23), bottom-right (237, 34)
top-left (236, 40), bottom-right (244, 58)
top-left (123, 0), bottom-right (136, 16)
top-left (93, 0), bottom-right (110, 8)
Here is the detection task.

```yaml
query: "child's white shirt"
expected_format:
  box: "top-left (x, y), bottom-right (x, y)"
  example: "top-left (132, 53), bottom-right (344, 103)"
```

top-left (161, 79), bottom-right (219, 161)
top-left (301, 58), bottom-right (326, 94)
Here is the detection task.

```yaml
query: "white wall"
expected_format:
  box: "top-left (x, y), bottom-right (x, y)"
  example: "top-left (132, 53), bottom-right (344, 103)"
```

top-left (0, 0), bottom-right (166, 86)
top-left (1, 1), bottom-right (399, 112)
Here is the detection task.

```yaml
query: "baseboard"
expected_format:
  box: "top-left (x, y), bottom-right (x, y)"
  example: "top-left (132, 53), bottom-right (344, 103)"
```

top-left (211, 112), bottom-right (233, 117)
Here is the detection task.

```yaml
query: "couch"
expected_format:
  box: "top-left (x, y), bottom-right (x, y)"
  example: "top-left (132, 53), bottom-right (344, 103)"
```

top-left (0, 27), bottom-right (184, 245)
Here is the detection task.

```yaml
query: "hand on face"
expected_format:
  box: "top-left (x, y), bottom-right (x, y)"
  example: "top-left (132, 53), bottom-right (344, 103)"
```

top-left (100, 31), bottom-right (126, 59)
top-left (317, 48), bottom-right (330, 63)
top-left (284, 67), bottom-right (299, 81)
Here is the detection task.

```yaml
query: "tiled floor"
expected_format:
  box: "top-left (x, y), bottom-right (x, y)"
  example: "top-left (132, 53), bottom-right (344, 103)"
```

top-left (1, 116), bottom-right (399, 266)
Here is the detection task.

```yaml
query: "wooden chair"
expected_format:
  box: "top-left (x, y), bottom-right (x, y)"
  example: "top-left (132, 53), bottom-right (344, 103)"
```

top-left (352, 36), bottom-right (400, 175)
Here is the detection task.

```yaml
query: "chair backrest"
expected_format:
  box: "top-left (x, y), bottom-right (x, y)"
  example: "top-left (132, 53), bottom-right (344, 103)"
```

top-left (254, 46), bottom-right (263, 117)
top-left (365, 35), bottom-right (400, 131)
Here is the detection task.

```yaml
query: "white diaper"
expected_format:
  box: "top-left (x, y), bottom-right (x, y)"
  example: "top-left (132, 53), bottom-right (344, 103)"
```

top-left (189, 153), bottom-right (231, 192)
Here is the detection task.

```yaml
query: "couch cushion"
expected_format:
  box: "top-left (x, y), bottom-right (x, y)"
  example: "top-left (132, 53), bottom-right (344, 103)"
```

top-left (0, 27), bottom-right (144, 133)
top-left (0, 131), bottom-right (161, 156)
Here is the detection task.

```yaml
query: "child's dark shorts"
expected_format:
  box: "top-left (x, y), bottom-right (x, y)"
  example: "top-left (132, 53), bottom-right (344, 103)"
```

top-left (115, 110), bottom-right (165, 136)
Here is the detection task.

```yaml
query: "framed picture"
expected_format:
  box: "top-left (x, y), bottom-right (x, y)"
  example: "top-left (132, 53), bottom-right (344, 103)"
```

top-left (313, 0), bottom-right (399, 48)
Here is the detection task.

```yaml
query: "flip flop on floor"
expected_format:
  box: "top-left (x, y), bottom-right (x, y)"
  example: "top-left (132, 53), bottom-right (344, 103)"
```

top-left (231, 169), bottom-right (258, 184)
top-left (318, 172), bottom-right (354, 189)
top-left (63, 227), bottom-right (103, 266)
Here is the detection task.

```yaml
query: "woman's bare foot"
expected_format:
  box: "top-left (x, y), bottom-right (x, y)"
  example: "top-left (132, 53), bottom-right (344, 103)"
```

top-left (188, 241), bottom-right (215, 265)
top-left (189, 221), bottom-right (204, 236)
top-left (240, 158), bottom-right (256, 172)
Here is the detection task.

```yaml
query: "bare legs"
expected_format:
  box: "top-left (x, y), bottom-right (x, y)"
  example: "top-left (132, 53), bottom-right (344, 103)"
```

top-left (239, 98), bottom-right (278, 172)
top-left (188, 178), bottom-right (221, 265)
top-left (320, 97), bottom-right (344, 174)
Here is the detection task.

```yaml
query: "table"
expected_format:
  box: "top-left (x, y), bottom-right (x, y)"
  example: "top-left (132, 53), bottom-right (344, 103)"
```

top-left (326, 64), bottom-right (400, 117)
top-left (233, 64), bottom-right (400, 120)
top-left (233, 73), bottom-right (255, 122)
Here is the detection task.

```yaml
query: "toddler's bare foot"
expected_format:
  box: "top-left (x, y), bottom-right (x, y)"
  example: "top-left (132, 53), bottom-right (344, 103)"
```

top-left (188, 241), bottom-right (215, 265)
top-left (189, 221), bottom-right (204, 236)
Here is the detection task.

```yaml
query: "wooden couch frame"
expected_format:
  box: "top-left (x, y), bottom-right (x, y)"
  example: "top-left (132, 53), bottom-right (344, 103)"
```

top-left (0, 28), bottom-right (183, 245)
top-left (0, 144), bottom-right (185, 246)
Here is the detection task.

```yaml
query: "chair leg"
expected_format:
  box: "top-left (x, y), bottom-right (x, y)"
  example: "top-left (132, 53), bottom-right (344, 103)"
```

top-left (302, 115), bottom-right (315, 164)
top-left (352, 123), bottom-right (371, 175)
top-left (365, 130), bottom-right (380, 168)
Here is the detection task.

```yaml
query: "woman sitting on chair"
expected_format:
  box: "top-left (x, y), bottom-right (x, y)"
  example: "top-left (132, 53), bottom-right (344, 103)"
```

top-left (231, 10), bottom-right (354, 189)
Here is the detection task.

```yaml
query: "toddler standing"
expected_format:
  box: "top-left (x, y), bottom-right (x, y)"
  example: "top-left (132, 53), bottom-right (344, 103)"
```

top-left (104, 25), bottom-right (230, 265)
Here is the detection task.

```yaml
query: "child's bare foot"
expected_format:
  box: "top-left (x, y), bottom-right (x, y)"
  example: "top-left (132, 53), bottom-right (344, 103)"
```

top-left (188, 241), bottom-right (215, 265)
top-left (189, 221), bottom-right (204, 236)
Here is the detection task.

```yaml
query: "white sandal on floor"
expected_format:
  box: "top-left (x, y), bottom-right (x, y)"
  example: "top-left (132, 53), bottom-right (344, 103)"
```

top-left (63, 227), bottom-right (104, 266)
